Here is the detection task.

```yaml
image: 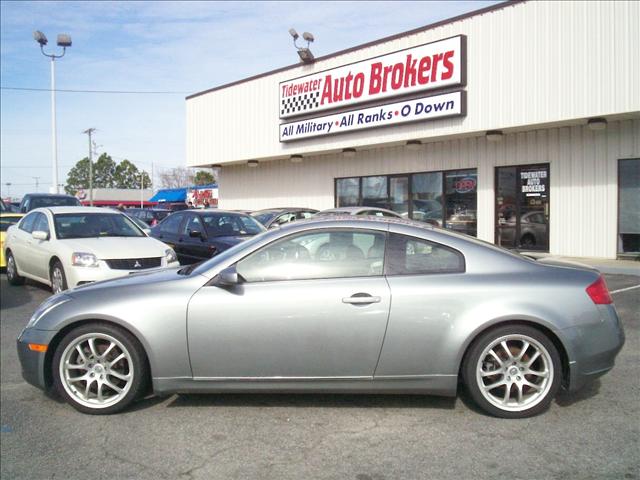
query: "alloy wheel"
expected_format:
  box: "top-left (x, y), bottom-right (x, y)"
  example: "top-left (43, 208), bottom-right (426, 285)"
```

top-left (7, 255), bottom-right (16, 280)
top-left (52, 267), bottom-right (65, 294)
top-left (58, 333), bottom-right (134, 409)
top-left (475, 334), bottom-right (554, 412)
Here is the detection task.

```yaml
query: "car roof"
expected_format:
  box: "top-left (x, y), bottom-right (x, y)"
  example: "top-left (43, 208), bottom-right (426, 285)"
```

top-left (35, 206), bottom-right (123, 215)
top-left (181, 209), bottom-right (252, 215)
top-left (23, 193), bottom-right (77, 198)
top-left (319, 206), bottom-right (400, 215)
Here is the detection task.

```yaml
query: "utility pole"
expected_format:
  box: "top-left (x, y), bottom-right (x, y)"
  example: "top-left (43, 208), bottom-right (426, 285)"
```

top-left (4, 182), bottom-right (11, 200)
top-left (32, 177), bottom-right (41, 192)
top-left (140, 171), bottom-right (144, 208)
top-left (83, 128), bottom-right (96, 206)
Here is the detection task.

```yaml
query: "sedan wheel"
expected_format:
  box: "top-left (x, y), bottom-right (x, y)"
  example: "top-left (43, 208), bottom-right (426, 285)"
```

top-left (463, 325), bottom-right (561, 418)
top-left (50, 261), bottom-right (68, 294)
top-left (53, 323), bottom-right (148, 414)
top-left (6, 252), bottom-right (25, 285)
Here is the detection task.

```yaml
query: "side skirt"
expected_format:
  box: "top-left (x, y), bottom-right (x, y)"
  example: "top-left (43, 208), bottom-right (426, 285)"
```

top-left (152, 375), bottom-right (458, 397)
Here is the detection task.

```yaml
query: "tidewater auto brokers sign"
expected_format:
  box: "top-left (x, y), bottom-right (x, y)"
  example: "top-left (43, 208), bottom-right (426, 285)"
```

top-left (279, 35), bottom-right (466, 119)
top-left (280, 91), bottom-right (465, 141)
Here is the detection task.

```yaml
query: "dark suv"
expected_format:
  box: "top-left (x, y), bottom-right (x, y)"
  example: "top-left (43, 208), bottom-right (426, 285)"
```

top-left (19, 194), bottom-right (80, 213)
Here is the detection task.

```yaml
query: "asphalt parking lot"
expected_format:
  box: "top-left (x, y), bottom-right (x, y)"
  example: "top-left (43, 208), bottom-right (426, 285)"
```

top-left (1, 273), bottom-right (638, 480)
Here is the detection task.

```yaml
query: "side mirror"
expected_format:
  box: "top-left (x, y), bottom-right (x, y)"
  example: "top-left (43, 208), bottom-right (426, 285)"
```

top-left (189, 229), bottom-right (202, 238)
top-left (214, 266), bottom-right (240, 287)
top-left (32, 230), bottom-right (49, 241)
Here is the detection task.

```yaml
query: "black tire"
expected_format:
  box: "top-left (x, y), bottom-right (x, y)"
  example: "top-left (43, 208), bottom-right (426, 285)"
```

top-left (6, 250), bottom-right (25, 285)
top-left (52, 322), bottom-right (149, 415)
top-left (519, 234), bottom-right (536, 249)
top-left (50, 260), bottom-right (68, 294)
top-left (462, 324), bottom-right (562, 419)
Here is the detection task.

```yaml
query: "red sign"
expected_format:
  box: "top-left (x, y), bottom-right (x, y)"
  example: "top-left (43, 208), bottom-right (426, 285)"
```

top-left (454, 177), bottom-right (476, 194)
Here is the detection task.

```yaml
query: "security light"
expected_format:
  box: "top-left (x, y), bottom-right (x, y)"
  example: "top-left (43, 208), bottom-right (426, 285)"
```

top-left (247, 160), bottom-right (259, 167)
top-left (290, 27), bottom-right (315, 64)
top-left (486, 130), bottom-right (504, 141)
top-left (57, 34), bottom-right (72, 47)
top-left (290, 154), bottom-right (303, 163)
top-left (33, 30), bottom-right (48, 46)
top-left (406, 140), bottom-right (423, 151)
top-left (342, 148), bottom-right (356, 158)
top-left (587, 118), bottom-right (607, 131)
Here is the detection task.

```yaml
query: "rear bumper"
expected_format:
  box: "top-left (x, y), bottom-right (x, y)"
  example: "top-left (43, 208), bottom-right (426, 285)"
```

top-left (564, 305), bottom-right (625, 392)
top-left (16, 328), bottom-right (57, 391)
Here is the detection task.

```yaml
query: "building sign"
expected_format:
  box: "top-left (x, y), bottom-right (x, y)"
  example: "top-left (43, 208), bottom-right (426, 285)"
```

top-left (280, 90), bottom-right (465, 142)
top-left (279, 35), bottom-right (465, 119)
top-left (521, 169), bottom-right (547, 196)
top-left (186, 187), bottom-right (218, 208)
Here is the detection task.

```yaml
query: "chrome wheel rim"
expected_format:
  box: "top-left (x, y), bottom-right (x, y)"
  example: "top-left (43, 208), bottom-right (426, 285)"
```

top-left (51, 267), bottom-right (64, 294)
top-left (59, 333), bottom-right (134, 409)
top-left (476, 334), bottom-right (553, 412)
top-left (7, 255), bottom-right (16, 280)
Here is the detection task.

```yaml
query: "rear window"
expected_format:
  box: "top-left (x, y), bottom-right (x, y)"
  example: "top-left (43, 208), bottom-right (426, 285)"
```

top-left (30, 196), bottom-right (80, 210)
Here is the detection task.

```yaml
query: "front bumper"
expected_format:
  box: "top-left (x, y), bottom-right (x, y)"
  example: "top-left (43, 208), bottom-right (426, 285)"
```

top-left (16, 328), bottom-right (57, 390)
top-left (66, 260), bottom-right (180, 288)
top-left (564, 304), bottom-right (626, 392)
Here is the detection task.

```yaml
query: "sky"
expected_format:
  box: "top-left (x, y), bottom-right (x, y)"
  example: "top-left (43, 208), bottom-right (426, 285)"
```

top-left (0, 0), bottom-right (500, 200)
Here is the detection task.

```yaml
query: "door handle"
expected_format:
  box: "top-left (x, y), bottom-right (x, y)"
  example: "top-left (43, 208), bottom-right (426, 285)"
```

top-left (342, 294), bottom-right (381, 305)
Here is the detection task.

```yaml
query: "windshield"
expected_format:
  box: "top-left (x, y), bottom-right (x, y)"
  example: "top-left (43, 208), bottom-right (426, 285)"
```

top-left (54, 213), bottom-right (146, 239)
top-left (200, 213), bottom-right (265, 236)
top-left (251, 211), bottom-right (279, 225)
top-left (31, 196), bottom-right (80, 209)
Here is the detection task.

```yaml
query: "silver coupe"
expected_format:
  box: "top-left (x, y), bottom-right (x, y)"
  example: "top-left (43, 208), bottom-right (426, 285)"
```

top-left (16, 216), bottom-right (624, 418)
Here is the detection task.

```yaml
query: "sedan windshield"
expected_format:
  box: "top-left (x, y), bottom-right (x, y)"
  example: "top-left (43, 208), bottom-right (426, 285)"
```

top-left (251, 211), bottom-right (279, 226)
top-left (54, 213), bottom-right (145, 239)
top-left (200, 213), bottom-right (265, 237)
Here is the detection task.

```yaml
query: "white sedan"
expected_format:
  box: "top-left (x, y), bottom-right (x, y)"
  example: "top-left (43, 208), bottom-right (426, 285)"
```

top-left (4, 207), bottom-right (179, 293)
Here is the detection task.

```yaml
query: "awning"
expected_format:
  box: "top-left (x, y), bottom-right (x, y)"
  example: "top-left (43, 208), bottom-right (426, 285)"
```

top-left (148, 188), bottom-right (187, 203)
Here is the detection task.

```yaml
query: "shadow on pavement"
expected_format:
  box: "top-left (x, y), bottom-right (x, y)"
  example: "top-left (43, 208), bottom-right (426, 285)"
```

top-left (555, 379), bottom-right (601, 407)
top-left (164, 392), bottom-right (457, 410)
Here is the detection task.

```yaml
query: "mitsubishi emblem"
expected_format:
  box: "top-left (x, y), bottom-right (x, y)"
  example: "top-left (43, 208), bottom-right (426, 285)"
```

top-left (133, 260), bottom-right (142, 268)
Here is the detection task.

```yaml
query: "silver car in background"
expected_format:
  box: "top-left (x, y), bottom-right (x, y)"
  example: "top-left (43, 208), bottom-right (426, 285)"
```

top-left (17, 216), bottom-right (624, 418)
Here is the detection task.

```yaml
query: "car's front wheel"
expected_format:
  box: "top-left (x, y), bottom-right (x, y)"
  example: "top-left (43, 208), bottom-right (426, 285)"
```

top-left (6, 251), bottom-right (25, 285)
top-left (52, 323), bottom-right (149, 414)
top-left (463, 325), bottom-right (561, 418)
top-left (50, 260), bottom-right (68, 294)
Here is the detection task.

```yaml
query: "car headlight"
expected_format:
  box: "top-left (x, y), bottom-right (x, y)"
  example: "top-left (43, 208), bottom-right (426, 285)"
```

top-left (72, 252), bottom-right (99, 267)
top-left (26, 294), bottom-right (71, 329)
top-left (165, 248), bottom-right (177, 264)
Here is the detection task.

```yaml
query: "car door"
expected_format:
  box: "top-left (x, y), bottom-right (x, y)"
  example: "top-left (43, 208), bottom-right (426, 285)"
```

top-left (24, 212), bottom-right (53, 281)
top-left (187, 228), bottom-right (391, 378)
top-left (152, 212), bottom-right (184, 253)
top-left (179, 213), bottom-right (211, 263)
top-left (10, 212), bottom-right (38, 276)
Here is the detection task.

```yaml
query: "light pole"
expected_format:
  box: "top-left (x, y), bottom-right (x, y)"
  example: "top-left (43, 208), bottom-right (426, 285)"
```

top-left (83, 128), bottom-right (96, 206)
top-left (4, 183), bottom-right (11, 200)
top-left (33, 30), bottom-right (72, 194)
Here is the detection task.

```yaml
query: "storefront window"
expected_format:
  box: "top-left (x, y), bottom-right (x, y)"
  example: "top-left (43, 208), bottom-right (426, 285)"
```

top-left (444, 170), bottom-right (477, 237)
top-left (336, 178), bottom-right (359, 207)
top-left (335, 168), bottom-right (478, 236)
top-left (361, 176), bottom-right (388, 208)
top-left (618, 159), bottom-right (640, 254)
top-left (412, 172), bottom-right (443, 226)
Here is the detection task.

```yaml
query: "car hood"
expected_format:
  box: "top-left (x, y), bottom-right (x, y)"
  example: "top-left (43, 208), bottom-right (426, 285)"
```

top-left (68, 264), bottom-right (188, 295)
top-left (60, 236), bottom-right (169, 259)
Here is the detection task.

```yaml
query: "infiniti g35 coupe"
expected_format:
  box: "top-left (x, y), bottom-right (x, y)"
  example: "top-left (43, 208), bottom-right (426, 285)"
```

top-left (16, 216), bottom-right (624, 418)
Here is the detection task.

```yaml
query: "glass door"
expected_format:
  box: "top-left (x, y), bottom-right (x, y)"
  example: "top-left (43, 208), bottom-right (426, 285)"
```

top-left (618, 159), bottom-right (640, 254)
top-left (496, 164), bottom-right (549, 251)
top-left (389, 176), bottom-right (409, 218)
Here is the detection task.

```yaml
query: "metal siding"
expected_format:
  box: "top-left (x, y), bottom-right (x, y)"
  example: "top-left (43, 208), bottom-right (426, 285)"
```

top-left (186, 1), bottom-right (639, 166)
top-left (219, 119), bottom-right (639, 259)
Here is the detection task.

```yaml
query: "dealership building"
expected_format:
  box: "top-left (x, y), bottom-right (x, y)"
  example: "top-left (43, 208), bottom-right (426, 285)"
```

top-left (186, 0), bottom-right (639, 259)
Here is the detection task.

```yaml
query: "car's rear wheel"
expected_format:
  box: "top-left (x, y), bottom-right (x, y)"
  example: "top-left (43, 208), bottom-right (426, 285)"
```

top-left (6, 251), bottom-right (25, 285)
top-left (52, 323), bottom-right (149, 414)
top-left (50, 260), bottom-right (68, 294)
top-left (463, 325), bottom-right (561, 418)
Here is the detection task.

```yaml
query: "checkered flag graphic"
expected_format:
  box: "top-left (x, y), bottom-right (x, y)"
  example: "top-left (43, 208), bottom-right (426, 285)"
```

top-left (281, 91), bottom-right (321, 116)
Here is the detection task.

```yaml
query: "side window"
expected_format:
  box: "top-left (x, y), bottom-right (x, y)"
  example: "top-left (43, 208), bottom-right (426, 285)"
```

top-left (19, 212), bottom-right (37, 233)
top-left (298, 211), bottom-right (315, 220)
top-left (159, 213), bottom-right (183, 234)
top-left (33, 213), bottom-right (50, 234)
top-left (382, 211), bottom-right (398, 217)
top-left (236, 230), bottom-right (386, 282)
top-left (273, 213), bottom-right (295, 226)
top-left (182, 215), bottom-right (203, 235)
top-left (385, 233), bottom-right (465, 275)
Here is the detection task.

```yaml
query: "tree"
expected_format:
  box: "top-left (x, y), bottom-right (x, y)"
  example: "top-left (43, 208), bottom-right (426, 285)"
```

top-left (114, 159), bottom-right (151, 189)
top-left (65, 153), bottom-right (151, 195)
top-left (159, 167), bottom-right (194, 189)
top-left (193, 170), bottom-right (215, 186)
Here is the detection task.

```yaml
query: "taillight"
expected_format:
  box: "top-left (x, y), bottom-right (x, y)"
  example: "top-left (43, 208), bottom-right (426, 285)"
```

top-left (586, 275), bottom-right (613, 304)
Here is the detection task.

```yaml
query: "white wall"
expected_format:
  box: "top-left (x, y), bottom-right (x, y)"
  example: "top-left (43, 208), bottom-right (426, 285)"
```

top-left (186, 0), bottom-right (640, 166)
top-left (219, 119), bottom-right (640, 259)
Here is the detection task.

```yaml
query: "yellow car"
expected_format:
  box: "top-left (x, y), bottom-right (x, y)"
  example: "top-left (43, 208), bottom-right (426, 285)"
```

top-left (0, 212), bottom-right (23, 268)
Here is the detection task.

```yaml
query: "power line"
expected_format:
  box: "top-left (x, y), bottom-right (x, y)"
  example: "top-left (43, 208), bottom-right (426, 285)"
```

top-left (1, 86), bottom-right (190, 95)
